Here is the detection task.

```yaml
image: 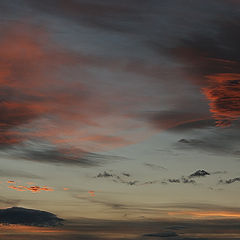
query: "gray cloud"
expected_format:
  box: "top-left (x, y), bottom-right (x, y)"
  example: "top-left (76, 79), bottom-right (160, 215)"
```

top-left (4, 141), bottom-right (127, 167)
top-left (175, 128), bottom-right (240, 156)
top-left (0, 168), bottom-right (42, 179)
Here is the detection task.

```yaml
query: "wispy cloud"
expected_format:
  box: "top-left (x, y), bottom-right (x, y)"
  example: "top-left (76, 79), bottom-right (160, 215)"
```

top-left (144, 163), bottom-right (167, 171)
top-left (219, 177), bottom-right (240, 184)
top-left (8, 185), bottom-right (54, 193)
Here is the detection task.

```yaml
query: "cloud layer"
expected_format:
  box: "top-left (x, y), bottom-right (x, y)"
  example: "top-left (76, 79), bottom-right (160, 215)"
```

top-left (0, 207), bottom-right (63, 226)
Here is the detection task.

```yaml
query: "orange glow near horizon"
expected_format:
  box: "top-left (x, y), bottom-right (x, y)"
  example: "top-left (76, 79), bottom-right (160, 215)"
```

top-left (168, 210), bottom-right (240, 218)
top-left (0, 224), bottom-right (68, 234)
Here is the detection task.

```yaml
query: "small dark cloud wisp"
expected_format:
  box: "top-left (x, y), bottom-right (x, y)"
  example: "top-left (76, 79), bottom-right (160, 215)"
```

top-left (143, 231), bottom-right (178, 237)
top-left (219, 177), bottom-right (240, 184)
top-left (189, 170), bottom-right (210, 178)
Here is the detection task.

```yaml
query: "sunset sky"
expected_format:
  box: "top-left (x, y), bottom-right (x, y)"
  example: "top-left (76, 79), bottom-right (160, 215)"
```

top-left (1, 0), bottom-right (240, 239)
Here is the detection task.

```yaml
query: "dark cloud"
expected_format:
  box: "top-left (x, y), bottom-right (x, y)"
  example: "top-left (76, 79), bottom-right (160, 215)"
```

top-left (141, 180), bottom-right (159, 185)
top-left (14, 147), bottom-right (107, 166)
top-left (123, 180), bottom-right (139, 186)
top-left (181, 177), bottom-right (196, 184)
top-left (97, 171), bottom-right (114, 178)
top-left (177, 238), bottom-right (208, 240)
top-left (95, 171), bottom-right (199, 186)
top-left (95, 170), bottom-right (139, 186)
top-left (143, 231), bottom-right (178, 237)
top-left (178, 139), bottom-right (204, 145)
top-left (23, 0), bottom-right (142, 33)
top-left (0, 20), bottom-right (136, 167)
top-left (0, 207), bottom-right (63, 227)
top-left (166, 225), bottom-right (185, 231)
top-left (5, 142), bottom-right (128, 167)
top-left (168, 178), bottom-right (181, 183)
top-left (189, 170), bottom-right (210, 178)
top-left (166, 15), bottom-right (240, 127)
top-left (166, 177), bottom-right (196, 185)
top-left (175, 131), bottom-right (240, 156)
top-left (219, 177), bottom-right (240, 184)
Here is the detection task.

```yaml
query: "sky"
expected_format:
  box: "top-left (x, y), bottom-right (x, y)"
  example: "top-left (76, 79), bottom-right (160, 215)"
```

top-left (1, 0), bottom-right (240, 239)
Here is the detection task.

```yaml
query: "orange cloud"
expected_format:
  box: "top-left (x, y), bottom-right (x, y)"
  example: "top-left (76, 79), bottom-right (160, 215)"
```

top-left (168, 19), bottom-right (240, 128)
top-left (8, 185), bottom-right (54, 193)
top-left (88, 191), bottom-right (95, 197)
top-left (0, 21), bottom-right (147, 159)
top-left (202, 73), bottom-right (240, 126)
top-left (7, 180), bottom-right (15, 184)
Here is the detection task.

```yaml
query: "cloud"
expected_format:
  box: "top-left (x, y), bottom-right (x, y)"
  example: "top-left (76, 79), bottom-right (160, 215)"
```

top-left (122, 172), bottom-right (131, 177)
top-left (143, 231), bottom-right (178, 237)
top-left (0, 20), bottom-right (141, 167)
top-left (181, 177), bottom-right (196, 184)
top-left (219, 177), bottom-right (240, 184)
top-left (175, 134), bottom-right (240, 156)
top-left (6, 141), bottom-right (127, 167)
top-left (166, 16), bottom-right (240, 127)
top-left (189, 170), bottom-right (210, 178)
top-left (161, 170), bottom-right (213, 185)
top-left (178, 139), bottom-right (204, 145)
top-left (8, 185), bottom-right (54, 193)
top-left (166, 177), bottom-right (196, 185)
top-left (168, 178), bottom-right (180, 183)
top-left (97, 171), bottom-right (113, 178)
top-left (169, 210), bottom-right (240, 219)
top-left (95, 170), bottom-right (137, 186)
top-left (0, 207), bottom-right (63, 226)
top-left (125, 180), bottom-right (138, 186)
top-left (24, 0), bottom-right (135, 30)
top-left (7, 180), bottom-right (15, 184)
top-left (95, 170), bottom-right (199, 186)
top-left (141, 180), bottom-right (159, 185)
